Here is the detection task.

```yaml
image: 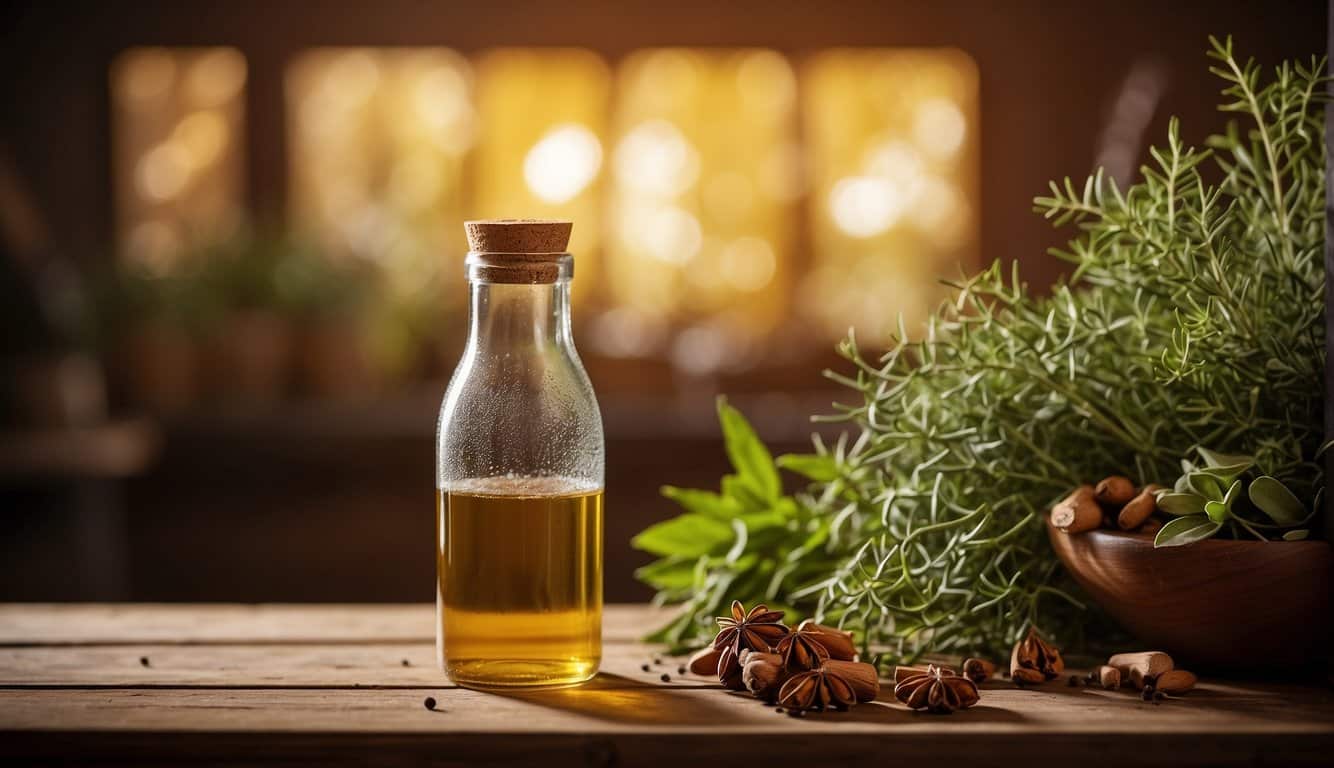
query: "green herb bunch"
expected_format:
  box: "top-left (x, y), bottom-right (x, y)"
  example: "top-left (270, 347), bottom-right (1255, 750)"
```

top-left (634, 38), bottom-right (1327, 663)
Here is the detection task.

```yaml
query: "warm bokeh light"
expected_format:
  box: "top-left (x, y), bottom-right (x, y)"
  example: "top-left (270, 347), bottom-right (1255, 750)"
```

top-left (803, 49), bottom-right (979, 344)
top-left (286, 48), bottom-right (475, 375)
top-left (114, 45), bottom-right (979, 369)
top-left (472, 48), bottom-right (610, 300)
top-left (111, 47), bottom-right (247, 273)
top-left (602, 49), bottom-right (799, 370)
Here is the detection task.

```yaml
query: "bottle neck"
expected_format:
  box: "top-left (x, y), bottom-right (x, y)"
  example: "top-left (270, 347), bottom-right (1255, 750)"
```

top-left (466, 279), bottom-right (573, 353)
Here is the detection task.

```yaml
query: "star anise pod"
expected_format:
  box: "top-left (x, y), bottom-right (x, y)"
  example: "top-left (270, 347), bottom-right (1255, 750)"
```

top-left (775, 619), bottom-right (857, 671)
top-left (778, 666), bottom-right (858, 711)
top-left (893, 664), bottom-right (980, 714)
top-left (713, 601), bottom-right (789, 655)
top-left (775, 624), bottom-right (830, 671)
top-left (711, 602), bottom-right (788, 690)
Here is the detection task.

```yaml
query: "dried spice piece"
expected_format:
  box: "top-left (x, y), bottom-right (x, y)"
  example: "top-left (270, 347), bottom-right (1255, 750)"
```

top-left (893, 665), bottom-right (933, 685)
top-left (1010, 628), bottom-right (1063, 686)
top-left (1154, 669), bottom-right (1197, 695)
top-left (741, 651), bottom-right (787, 702)
top-left (423, 696), bottom-right (436, 710)
top-left (717, 644), bottom-right (745, 690)
top-left (962, 658), bottom-right (996, 684)
top-left (687, 646), bottom-right (722, 677)
top-left (776, 625), bottom-right (831, 671)
top-left (1051, 485), bottom-right (1101, 534)
top-left (820, 660), bottom-right (880, 703)
top-left (894, 664), bottom-right (980, 714)
top-left (795, 620), bottom-right (858, 661)
top-left (1095, 476), bottom-right (1136, 506)
top-left (712, 601), bottom-right (788, 691)
top-left (1097, 665), bottom-right (1121, 689)
top-left (1117, 487), bottom-right (1159, 530)
top-left (1108, 651), bottom-right (1173, 689)
top-left (713, 601), bottom-right (790, 656)
top-left (778, 666), bottom-right (858, 711)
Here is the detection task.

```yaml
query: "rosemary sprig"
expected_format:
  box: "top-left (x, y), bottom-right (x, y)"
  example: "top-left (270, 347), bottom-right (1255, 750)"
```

top-left (635, 38), bottom-right (1327, 664)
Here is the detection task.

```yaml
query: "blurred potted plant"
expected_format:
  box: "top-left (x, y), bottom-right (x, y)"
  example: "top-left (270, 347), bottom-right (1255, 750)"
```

top-left (274, 243), bottom-right (380, 400)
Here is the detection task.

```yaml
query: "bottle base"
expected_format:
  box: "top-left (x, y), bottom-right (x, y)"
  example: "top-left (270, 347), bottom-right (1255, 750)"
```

top-left (445, 658), bottom-right (600, 689)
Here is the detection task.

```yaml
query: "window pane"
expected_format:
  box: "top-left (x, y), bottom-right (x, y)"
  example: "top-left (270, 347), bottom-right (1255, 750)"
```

top-left (601, 49), bottom-right (799, 371)
top-left (286, 48), bottom-right (472, 299)
top-left (470, 48), bottom-right (610, 302)
top-left (802, 49), bottom-right (979, 344)
top-left (111, 47), bottom-right (247, 272)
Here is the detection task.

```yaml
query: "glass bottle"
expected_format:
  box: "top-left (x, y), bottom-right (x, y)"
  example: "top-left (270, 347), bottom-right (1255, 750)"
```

top-left (435, 219), bottom-right (604, 688)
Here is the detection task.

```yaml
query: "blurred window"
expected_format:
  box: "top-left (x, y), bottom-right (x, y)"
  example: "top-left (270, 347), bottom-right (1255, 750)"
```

top-left (470, 49), bottom-right (611, 303)
top-left (599, 49), bottom-right (799, 373)
top-left (112, 46), bottom-right (978, 370)
top-left (802, 49), bottom-right (979, 345)
top-left (111, 47), bottom-right (248, 273)
top-left (286, 48), bottom-right (473, 303)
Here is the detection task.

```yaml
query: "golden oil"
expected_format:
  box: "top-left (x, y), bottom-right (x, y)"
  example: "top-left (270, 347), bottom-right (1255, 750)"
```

top-left (436, 476), bottom-right (603, 688)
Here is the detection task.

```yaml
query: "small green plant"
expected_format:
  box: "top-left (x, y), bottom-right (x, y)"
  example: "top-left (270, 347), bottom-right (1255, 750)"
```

top-left (1153, 447), bottom-right (1318, 546)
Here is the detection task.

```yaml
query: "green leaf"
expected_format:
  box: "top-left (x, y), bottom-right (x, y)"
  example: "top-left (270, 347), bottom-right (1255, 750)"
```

top-left (717, 397), bottom-right (781, 502)
top-left (1154, 515), bottom-right (1223, 548)
top-left (1186, 472), bottom-right (1225, 501)
top-left (1204, 500), bottom-right (1230, 524)
top-left (1156, 492), bottom-right (1207, 516)
top-left (1248, 476), bottom-right (1306, 526)
top-left (721, 474), bottom-right (767, 511)
top-left (1282, 529), bottom-right (1310, 541)
top-left (631, 513), bottom-right (734, 557)
top-left (660, 486), bottom-right (742, 519)
top-left (634, 557), bottom-right (700, 590)
top-left (777, 453), bottom-right (839, 482)
top-left (1197, 447), bottom-right (1255, 474)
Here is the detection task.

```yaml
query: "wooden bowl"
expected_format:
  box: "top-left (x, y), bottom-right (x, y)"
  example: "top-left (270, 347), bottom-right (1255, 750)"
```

top-left (1047, 521), bottom-right (1333, 671)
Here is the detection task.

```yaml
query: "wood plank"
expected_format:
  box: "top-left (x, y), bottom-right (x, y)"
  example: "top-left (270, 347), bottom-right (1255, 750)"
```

top-left (0, 642), bottom-right (693, 687)
top-left (2, 685), bottom-right (1333, 767)
top-left (0, 603), bottom-right (671, 645)
top-left (2, 681), bottom-right (1333, 735)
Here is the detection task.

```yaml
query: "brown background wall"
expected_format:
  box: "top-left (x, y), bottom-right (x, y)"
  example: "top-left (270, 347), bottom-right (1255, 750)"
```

top-left (0, 0), bottom-right (1325, 603)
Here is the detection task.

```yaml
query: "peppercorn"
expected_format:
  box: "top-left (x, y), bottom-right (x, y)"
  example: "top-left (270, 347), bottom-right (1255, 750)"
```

top-left (139, 656), bottom-right (150, 667)
top-left (660, 673), bottom-right (671, 683)
top-left (641, 663), bottom-right (651, 672)
top-left (423, 697), bottom-right (436, 710)
top-left (401, 659), bottom-right (411, 667)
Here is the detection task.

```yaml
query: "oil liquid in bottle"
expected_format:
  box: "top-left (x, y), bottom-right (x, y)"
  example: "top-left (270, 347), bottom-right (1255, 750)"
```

top-left (436, 475), bottom-right (603, 688)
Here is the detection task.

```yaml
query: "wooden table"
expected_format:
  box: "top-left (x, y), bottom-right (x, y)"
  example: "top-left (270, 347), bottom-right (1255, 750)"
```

top-left (2, 604), bottom-right (1332, 766)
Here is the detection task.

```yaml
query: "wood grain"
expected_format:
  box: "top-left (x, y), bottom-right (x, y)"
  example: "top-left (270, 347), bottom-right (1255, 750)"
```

top-left (1, 603), bottom-right (1332, 767)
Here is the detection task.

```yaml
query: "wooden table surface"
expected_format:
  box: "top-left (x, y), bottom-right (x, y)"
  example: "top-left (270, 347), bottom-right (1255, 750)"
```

top-left (2, 604), bottom-right (1332, 767)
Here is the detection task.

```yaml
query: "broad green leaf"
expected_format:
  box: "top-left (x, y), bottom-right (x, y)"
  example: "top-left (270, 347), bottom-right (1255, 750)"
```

top-left (631, 513), bottom-right (733, 557)
top-left (1197, 447), bottom-right (1255, 473)
top-left (721, 474), bottom-right (767, 511)
top-left (1223, 479), bottom-right (1242, 506)
top-left (661, 486), bottom-right (742, 520)
top-left (634, 557), bottom-right (700, 590)
top-left (1156, 492), bottom-right (1207, 516)
top-left (1154, 515), bottom-right (1222, 548)
top-left (777, 453), bottom-right (839, 482)
top-left (1187, 472), bottom-right (1225, 501)
top-left (1283, 529), bottom-right (1310, 541)
top-left (717, 397), bottom-right (781, 502)
top-left (1204, 500), bottom-right (1230, 524)
top-left (1248, 476), bottom-right (1306, 526)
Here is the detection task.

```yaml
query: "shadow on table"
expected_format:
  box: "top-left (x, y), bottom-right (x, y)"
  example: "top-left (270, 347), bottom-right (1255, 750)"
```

top-left (496, 674), bottom-right (1033, 726)
top-left (493, 672), bottom-right (746, 725)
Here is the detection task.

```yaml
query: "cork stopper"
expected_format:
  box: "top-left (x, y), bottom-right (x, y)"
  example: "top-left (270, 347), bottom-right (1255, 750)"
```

top-left (464, 219), bottom-right (573, 283)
